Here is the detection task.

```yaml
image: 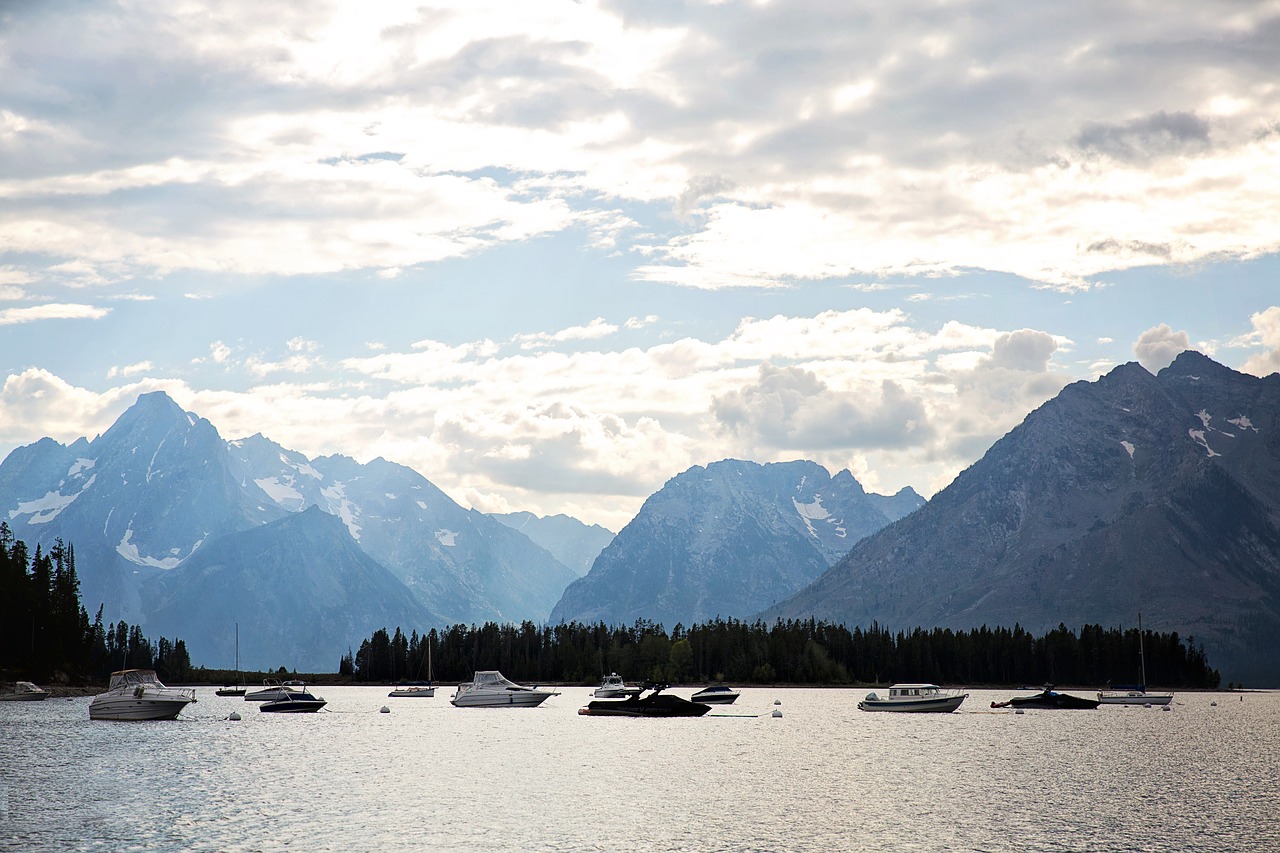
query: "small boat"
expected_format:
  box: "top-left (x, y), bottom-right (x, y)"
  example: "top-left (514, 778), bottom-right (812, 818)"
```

top-left (690, 685), bottom-right (740, 705)
top-left (89, 669), bottom-right (197, 721)
top-left (216, 623), bottom-right (246, 696)
top-left (579, 683), bottom-right (711, 717)
top-left (244, 679), bottom-right (306, 701)
top-left (389, 636), bottom-right (436, 697)
top-left (992, 686), bottom-right (1101, 710)
top-left (1097, 687), bottom-right (1173, 706)
top-left (388, 681), bottom-right (436, 698)
top-left (858, 683), bottom-right (967, 713)
top-left (593, 672), bottom-right (641, 699)
top-left (0, 681), bottom-right (51, 701)
top-left (1098, 613), bottom-right (1174, 706)
top-left (259, 684), bottom-right (327, 713)
top-left (450, 671), bottom-right (559, 708)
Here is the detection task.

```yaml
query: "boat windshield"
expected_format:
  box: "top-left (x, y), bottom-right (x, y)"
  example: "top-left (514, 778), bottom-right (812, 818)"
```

top-left (15, 681), bottom-right (42, 693)
top-left (470, 671), bottom-right (518, 689)
top-left (107, 670), bottom-right (162, 690)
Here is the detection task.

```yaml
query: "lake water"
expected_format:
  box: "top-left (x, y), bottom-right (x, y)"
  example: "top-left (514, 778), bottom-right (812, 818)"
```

top-left (2, 686), bottom-right (1277, 852)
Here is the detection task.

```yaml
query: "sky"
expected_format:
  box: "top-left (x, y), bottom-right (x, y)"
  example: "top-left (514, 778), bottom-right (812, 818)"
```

top-left (2, 0), bottom-right (1280, 531)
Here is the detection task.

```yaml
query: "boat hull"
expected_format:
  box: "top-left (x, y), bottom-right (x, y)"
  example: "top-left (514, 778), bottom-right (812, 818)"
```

top-left (1098, 691), bottom-right (1173, 706)
top-left (215, 687), bottom-right (246, 697)
top-left (388, 687), bottom-right (436, 698)
top-left (690, 690), bottom-right (739, 704)
top-left (89, 696), bottom-right (194, 721)
top-left (260, 699), bottom-right (326, 713)
top-left (451, 690), bottom-right (555, 708)
top-left (858, 695), bottom-right (967, 713)
top-left (995, 690), bottom-right (1100, 710)
top-left (0, 693), bottom-right (50, 702)
top-left (581, 693), bottom-right (711, 717)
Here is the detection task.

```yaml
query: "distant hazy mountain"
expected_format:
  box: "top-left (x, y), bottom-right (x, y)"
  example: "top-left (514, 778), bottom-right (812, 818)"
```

top-left (491, 511), bottom-right (615, 576)
top-left (767, 352), bottom-right (1280, 685)
top-left (550, 459), bottom-right (924, 628)
top-left (142, 507), bottom-right (431, 672)
top-left (0, 392), bottom-right (578, 668)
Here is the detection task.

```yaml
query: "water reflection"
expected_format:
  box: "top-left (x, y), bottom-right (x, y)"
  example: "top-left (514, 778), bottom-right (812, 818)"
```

top-left (1, 688), bottom-right (1277, 852)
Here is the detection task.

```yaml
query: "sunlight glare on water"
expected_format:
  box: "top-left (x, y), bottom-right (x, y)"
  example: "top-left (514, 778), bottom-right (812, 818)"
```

top-left (2, 687), bottom-right (1278, 852)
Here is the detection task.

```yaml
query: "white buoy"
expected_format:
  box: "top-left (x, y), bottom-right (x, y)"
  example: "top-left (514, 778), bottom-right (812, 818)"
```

top-left (228, 711), bottom-right (241, 721)
top-left (771, 708), bottom-right (782, 718)
top-left (380, 705), bottom-right (391, 713)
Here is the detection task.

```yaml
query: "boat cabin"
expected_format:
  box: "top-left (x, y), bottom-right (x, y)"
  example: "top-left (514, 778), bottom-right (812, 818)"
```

top-left (887, 684), bottom-right (944, 698)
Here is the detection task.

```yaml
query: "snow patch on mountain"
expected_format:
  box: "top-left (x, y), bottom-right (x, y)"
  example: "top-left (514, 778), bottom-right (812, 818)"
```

top-left (1196, 409), bottom-right (1212, 429)
top-left (68, 457), bottom-right (96, 477)
top-left (255, 477), bottom-right (305, 508)
top-left (116, 528), bottom-right (183, 569)
top-left (321, 482), bottom-right (362, 540)
top-left (1228, 415), bottom-right (1257, 431)
top-left (793, 496), bottom-right (831, 538)
top-left (436, 529), bottom-right (458, 547)
top-left (9, 474), bottom-right (97, 524)
top-left (1188, 429), bottom-right (1221, 457)
top-left (1121, 440), bottom-right (1135, 458)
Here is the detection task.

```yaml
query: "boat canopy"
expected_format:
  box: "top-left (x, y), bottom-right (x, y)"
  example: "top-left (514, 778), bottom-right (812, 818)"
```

top-left (889, 684), bottom-right (942, 696)
top-left (107, 669), bottom-right (162, 690)
top-left (14, 681), bottom-right (43, 693)
top-left (470, 671), bottom-right (519, 688)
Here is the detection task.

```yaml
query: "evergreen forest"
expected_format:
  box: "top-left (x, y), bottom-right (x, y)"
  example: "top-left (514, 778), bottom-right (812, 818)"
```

top-left (0, 525), bottom-right (191, 683)
top-left (344, 616), bottom-right (1221, 689)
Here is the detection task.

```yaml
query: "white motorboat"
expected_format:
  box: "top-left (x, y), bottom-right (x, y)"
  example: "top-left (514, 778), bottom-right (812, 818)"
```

top-left (690, 685), bottom-right (740, 705)
top-left (89, 669), bottom-right (197, 721)
top-left (593, 673), bottom-right (641, 699)
top-left (450, 671), bottom-right (559, 707)
top-left (1, 681), bottom-right (50, 701)
top-left (1098, 613), bottom-right (1174, 706)
top-left (260, 684), bottom-right (327, 713)
top-left (858, 683), bottom-right (968, 713)
top-left (244, 679), bottom-right (305, 701)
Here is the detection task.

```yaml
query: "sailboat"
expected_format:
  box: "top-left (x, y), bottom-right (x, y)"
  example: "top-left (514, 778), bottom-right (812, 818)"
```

top-left (388, 633), bottom-right (436, 698)
top-left (1098, 613), bottom-right (1174, 706)
top-left (216, 624), bottom-right (246, 697)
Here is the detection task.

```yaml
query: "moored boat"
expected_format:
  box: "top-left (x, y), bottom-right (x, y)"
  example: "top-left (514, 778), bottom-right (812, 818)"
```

top-left (579, 683), bottom-right (711, 717)
top-left (1, 681), bottom-right (51, 701)
top-left (992, 686), bottom-right (1100, 710)
top-left (593, 672), bottom-right (641, 699)
top-left (216, 623), bottom-right (246, 696)
top-left (450, 671), bottom-right (559, 708)
top-left (244, 679), bottom-right (305, 701)
top-left (388, 682), bottom-right (436, 698)
top-left (858, 683), bottom-right (967, 713)
top-left (89, 669), bottom-right (197, 721)
top-left (690, 685), bottom-right (740, 705)
top-left (1097, 686), bottom-right (1174, 706)
top-left (260, 684), bottom-right (327, 713)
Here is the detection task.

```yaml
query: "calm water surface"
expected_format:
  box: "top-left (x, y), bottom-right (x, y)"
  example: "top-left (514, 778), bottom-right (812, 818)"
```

top-left (2, 687), bottom-right (1278, 852)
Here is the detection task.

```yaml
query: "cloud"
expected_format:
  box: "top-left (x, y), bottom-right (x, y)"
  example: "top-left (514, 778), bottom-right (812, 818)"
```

top-left (1133, 323), bottom-right (1191, 372)
top-left (1240, 306), bottom-right (1280, 377)
top-left (712, 364), bottom-right (934, 451)
top-left (1, 2), bottom-right (1278, 294)
top-left (107, 361), bottom-right (154, 378)
top-left (0, 303), bottom-right (110, 325)
top-left (517, 318), bottom-right (620, 349)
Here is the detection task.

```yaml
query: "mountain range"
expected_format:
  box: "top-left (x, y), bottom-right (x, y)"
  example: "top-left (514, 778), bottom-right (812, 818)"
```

top-left (0, 392), bottom-right (581, 671)
top-left (550, 459), bottom-right (923, 627)
top-left (766, 351), bottom-right (1280, 685)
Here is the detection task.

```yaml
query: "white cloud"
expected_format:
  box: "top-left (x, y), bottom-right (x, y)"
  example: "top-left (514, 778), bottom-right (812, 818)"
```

top-left (107, 361), bottom-right (154, 378)
top-left (0, 303), bottom-right (110, 325)
top-left (1240, 306), bottom-right (1280, 377)
top-left (1133, 323), bottom-right (1191, 373)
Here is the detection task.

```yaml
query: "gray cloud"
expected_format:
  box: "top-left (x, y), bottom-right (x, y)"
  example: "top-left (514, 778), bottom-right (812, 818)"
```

top-left (1075, 111), bottom-right (1211, 161)
top-left (712, 363), bottom-right (933, 451)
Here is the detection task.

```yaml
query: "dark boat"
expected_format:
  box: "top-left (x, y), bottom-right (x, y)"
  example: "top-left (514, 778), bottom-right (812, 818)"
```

top-left (578, 683), bottom-right (712, 717)
top-left (992, 686), bottom-right (1101, 710)
top-left (260, 684), bottom-right (327, 713)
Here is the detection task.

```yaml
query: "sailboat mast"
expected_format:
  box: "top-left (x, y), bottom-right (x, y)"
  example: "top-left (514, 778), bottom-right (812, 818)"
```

top-left (1138, 612), bottom-right (1146, 687)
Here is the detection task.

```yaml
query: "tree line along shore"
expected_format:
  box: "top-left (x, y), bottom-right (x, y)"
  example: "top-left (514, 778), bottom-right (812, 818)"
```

top-left (3, 527), bottom-right (1221, 690)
